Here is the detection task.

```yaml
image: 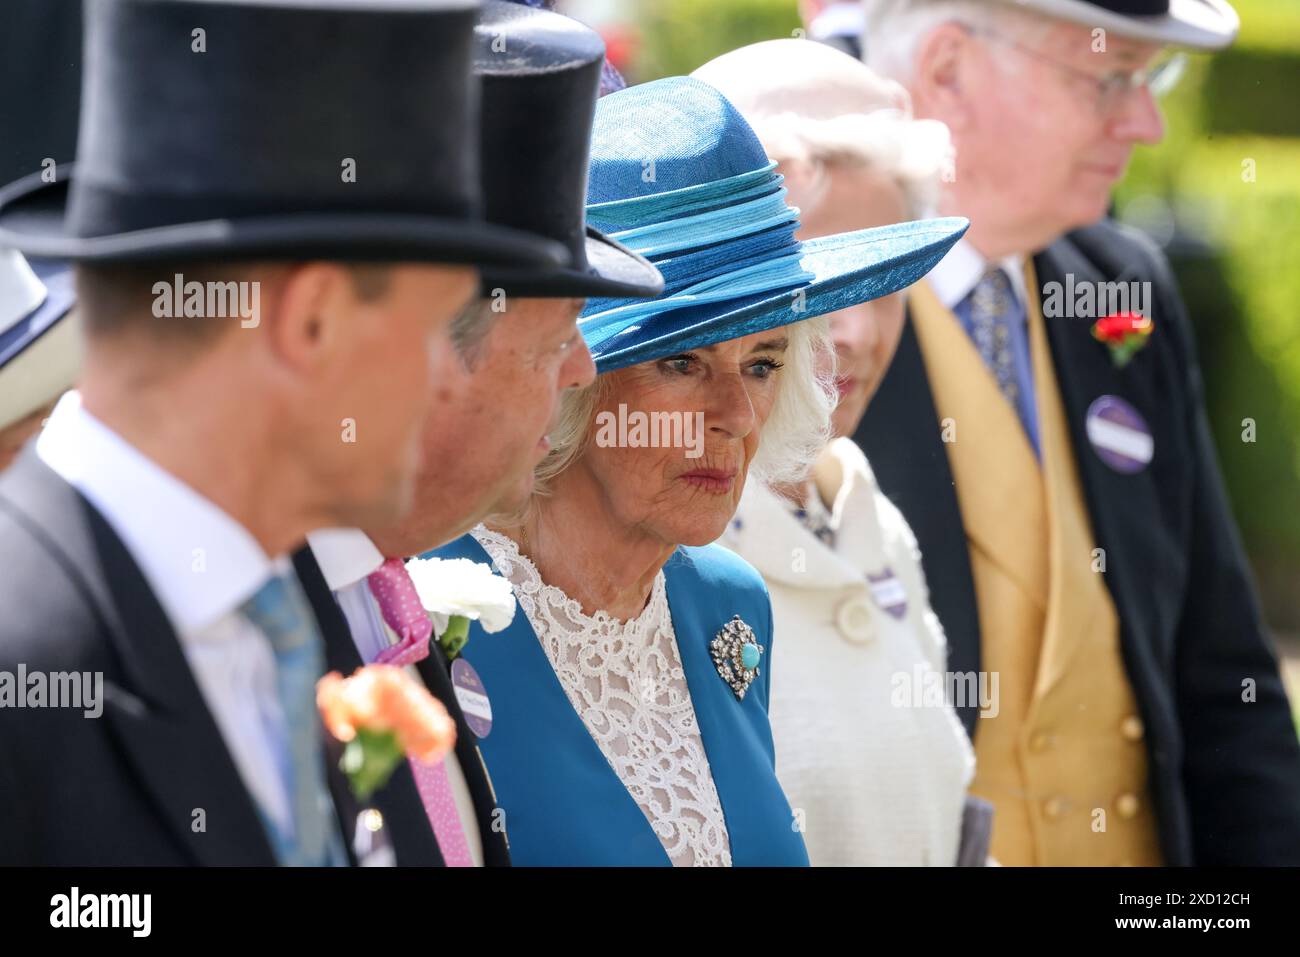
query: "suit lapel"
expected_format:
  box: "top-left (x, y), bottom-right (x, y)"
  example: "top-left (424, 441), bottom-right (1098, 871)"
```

top-left (1035, 240), bottom-right (1186, 671)
top-left (1, 453), bottom-right (277, 865)
top-left (292, 546), bottom-right (446, 866)
top-left (417, 640), bottom-right (512, 866)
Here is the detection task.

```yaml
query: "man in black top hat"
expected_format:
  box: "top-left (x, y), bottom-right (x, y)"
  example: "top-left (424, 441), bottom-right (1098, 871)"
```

top-left (0, 0), bottom-right (567, 866)
top-left (296, 0), bottom-right (663, 866)
top-left (854, 0), bottom-right (1300, 864)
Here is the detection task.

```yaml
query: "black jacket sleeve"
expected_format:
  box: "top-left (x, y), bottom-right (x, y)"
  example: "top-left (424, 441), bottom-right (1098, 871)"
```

top-left (1144, 232), bottom-right (1300, 864)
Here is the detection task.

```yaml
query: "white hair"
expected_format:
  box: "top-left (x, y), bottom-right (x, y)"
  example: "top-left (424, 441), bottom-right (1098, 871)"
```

top-left (861, 0), bottom-right (1048, 83)
top-left (693, 38), bottom-right (953, 218)
top-left (749, 313), bottom-right (836, 485)
top-left (529, 314), bottom-right (836, 502)
top-left (748, 108), bottom-right (952, 219)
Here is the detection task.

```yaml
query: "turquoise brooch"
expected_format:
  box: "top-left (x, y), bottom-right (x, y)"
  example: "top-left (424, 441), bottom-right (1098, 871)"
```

top-left (710, 615), bottom-right (762, 700)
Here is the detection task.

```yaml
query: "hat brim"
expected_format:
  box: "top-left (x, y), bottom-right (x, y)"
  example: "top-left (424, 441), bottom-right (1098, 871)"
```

top-left (586, 216), bottom-right (969, 373)
top-left (1005, 0), bottom-right (1238, 50)
top-left (0, 268), bottom-right (79, 430)
top-left (0, 168), bottom-right (569, 269)
top-left (480, 227), bottom-right (665, 299)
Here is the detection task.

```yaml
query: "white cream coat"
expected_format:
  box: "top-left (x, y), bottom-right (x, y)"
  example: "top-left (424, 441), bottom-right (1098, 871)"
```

top-left (721, 437), bottom-right (974, 865)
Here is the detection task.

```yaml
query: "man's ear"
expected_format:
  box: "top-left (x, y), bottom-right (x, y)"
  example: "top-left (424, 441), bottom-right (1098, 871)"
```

top-left (267, 262), bottom-right (347, 373)
top-left (912, 22), bottom-right (973, 133)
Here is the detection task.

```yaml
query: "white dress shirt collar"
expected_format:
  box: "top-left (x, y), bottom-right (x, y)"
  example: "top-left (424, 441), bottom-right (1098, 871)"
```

top-left (926, 238), bottom-right (1028, 312)
top-left (36, 390), bottom-right (276, 636)
top-left (305, 527), bottom-right (386, 590)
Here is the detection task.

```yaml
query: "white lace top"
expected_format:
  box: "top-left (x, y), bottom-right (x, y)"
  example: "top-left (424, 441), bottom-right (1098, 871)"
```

top-left (471, 525), bottom-right (732, 867)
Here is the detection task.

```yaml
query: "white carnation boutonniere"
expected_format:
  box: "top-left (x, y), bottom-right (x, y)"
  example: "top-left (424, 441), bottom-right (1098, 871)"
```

top-left (404, 556), bottom-right (517, 660)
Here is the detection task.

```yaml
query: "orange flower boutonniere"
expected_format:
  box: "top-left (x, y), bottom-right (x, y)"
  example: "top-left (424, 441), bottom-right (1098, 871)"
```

top-left (317, 664), bottom-right (456, 801)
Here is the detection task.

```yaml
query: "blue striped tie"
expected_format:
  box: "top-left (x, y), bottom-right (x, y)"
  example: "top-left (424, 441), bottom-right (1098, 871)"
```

top-left (241, 573), bottom-right (345, 866)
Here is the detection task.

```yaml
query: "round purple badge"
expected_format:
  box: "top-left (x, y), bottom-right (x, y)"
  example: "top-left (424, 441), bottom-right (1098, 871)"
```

top-left (450, 657), bottom-right (492, 740)
top-left (1085, 395), bottom-right (1153, 474)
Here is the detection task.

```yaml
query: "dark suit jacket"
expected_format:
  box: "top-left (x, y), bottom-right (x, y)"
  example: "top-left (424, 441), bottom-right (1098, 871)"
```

top-left (293, 546), bottom-right (511, 866)
top-left (0, 450), bottom-right (441, 865)
top-left (854, 218), bottom-right (1300, 865)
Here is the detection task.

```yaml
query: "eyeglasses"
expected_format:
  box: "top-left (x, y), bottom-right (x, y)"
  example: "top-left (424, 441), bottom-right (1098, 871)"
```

top-left (958, 23), bottom-right (1188, 116)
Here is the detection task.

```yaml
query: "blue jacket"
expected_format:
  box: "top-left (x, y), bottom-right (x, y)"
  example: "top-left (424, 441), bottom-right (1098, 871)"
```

top-left (426, 534), bottom-right (809, 866)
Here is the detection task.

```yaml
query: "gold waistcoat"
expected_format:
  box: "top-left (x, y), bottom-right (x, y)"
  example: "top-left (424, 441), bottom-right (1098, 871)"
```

top-left (909, 267), bottom-right (1161, 866)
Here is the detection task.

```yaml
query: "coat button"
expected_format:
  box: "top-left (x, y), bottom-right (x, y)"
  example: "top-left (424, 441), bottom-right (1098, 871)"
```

top-left (1116, 793), bottom-right (1140, 819)
top-left (1043, 796), bottom-right (1066, 820)
top-left (1120, 715), bottom-right (1144, 741)
top-left (834, 595), bottom-right (876, 644)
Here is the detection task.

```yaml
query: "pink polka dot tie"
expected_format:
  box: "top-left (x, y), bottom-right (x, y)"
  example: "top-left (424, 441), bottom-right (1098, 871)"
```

top-left (366, 558), bottom-right (474, 867)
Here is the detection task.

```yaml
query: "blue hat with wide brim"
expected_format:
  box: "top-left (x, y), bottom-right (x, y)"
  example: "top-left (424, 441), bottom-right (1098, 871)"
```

top-left (578, 76), bottom-right (968, 373)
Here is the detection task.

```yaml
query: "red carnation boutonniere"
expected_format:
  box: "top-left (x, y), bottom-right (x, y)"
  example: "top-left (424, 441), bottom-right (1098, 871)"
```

top-left (1092, 312), bottom-right (1153, 369)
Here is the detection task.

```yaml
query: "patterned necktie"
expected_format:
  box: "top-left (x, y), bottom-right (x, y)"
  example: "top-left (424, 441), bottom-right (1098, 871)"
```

top-left (958, 268), bottom-right (1038, 452)
top-left (241, 572), bottom-right (344, 866)
top-left (366, 558), bottom-right (474, 867)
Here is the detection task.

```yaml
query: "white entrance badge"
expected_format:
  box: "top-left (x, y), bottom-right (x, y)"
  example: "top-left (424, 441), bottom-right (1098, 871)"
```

top-left (868, 568), bottom-right (908, 620)
top-left (1086, 395), bottom-right (1154, 474)
top-left (450, 657), bottom-right (492, 739)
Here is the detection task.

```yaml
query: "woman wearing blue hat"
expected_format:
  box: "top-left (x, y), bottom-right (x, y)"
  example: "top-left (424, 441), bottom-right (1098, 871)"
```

top-left (426, 76), bottom-right (967, 865)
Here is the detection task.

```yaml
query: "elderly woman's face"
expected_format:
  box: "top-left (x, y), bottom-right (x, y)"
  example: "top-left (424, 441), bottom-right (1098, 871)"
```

top-left (796, 162), bottom-right (909, 438)
top-left (578, 330), bottom-right (789, 546)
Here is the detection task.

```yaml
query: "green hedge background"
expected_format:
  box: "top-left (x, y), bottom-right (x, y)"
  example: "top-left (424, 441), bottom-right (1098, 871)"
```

top-left (621, 0), bottom-right (1300, 636)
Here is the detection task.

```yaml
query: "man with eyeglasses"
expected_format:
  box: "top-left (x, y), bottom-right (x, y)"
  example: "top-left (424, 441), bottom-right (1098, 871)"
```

top-left (854, 0), bottom-right (1300, 866)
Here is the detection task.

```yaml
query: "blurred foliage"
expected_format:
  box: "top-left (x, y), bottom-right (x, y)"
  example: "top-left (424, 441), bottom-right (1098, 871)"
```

top-left (627, 0), bottom-right (1300, 629)
top-left (1115, 0), bottom-right (1300, 628)
top-left (631, 0), bottom-right (800, 81)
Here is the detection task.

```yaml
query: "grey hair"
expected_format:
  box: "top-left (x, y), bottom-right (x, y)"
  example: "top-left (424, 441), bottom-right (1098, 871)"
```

top-left (449, 296), bottom-right (500, 368)
top-left (529, 314), bottom-right (837, 500)
top-left (749, 109), bottom-right (953, 219)
top-left (861, 0), bottom-right (1048, 83)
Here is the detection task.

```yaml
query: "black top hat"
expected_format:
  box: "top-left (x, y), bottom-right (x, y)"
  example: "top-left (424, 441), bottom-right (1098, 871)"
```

top-left (474, 0), bottom-right (662, 298)
top-left (0, 0), bottom-right (567, 270)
